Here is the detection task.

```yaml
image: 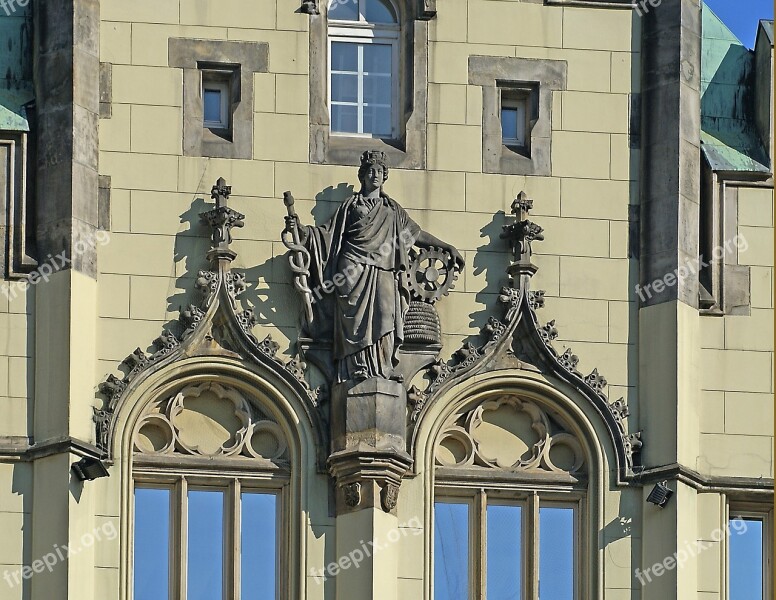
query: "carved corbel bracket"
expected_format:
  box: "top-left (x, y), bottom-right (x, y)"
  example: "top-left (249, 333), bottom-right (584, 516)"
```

top-left (328, 448), bottom-right (413, 514)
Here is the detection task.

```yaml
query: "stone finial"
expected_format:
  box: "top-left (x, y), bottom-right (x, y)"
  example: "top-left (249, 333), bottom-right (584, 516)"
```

top-left (501, 191), bottom-right (543, 278)
top-left (211, 177), bottom-right (232, 208)
top-left (200, 178), bottom-right (245, 260)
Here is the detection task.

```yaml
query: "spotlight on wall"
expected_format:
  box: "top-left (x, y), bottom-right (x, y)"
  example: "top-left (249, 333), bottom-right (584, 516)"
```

top-left (646, 481), bottom-right (673, 508)
top-left (71, 457), bottom-right (110, 482)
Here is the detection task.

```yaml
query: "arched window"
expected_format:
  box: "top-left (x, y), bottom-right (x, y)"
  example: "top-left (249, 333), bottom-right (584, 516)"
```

top-left (130, 382), bottom-right (290, 600)
top-left (327, 0), bottom-right (400, 138)
top-left (432, 393), bottom-right (590, 600)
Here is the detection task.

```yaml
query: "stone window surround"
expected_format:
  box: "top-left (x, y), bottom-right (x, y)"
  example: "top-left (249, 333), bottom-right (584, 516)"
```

top-left (169, 39), bottom-right (270, 160)
top-left (698, 159), bottom-right (765, 316)
top-left (469, 56), bottom-right (567, 176)
top-left (1, 131), bottom-right (37, 279)
top-left (123, 375), bottom-right (301, 599)
top-left (308, 6), bottom-right (429, 169)
top-left (430, 389), bottom-right (594, 599)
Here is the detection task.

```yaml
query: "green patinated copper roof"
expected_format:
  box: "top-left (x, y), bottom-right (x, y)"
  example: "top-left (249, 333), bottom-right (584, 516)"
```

top-left (0, 7), bottom-right (33, 132)
top-left (701, 3), bottom-right (770, 173)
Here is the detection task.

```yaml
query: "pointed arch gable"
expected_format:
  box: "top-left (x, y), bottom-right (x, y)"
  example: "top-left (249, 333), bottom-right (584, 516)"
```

top-left (414, 371), bottom-right (609, 486)
top-left (406, 195), bottom-right (641, 485)
top-left (417, 371), bottom-right (611, 600)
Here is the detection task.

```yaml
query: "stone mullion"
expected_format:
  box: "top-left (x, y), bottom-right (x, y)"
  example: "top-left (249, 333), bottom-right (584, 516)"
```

top-left (475, 489), bottom-right (486, 600)
top-left (527, 492), bottom-right (540, 600)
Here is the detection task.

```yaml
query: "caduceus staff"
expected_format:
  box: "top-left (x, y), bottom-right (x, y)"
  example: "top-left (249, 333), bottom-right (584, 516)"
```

top-left (281, 191), bottom-right (314, 324)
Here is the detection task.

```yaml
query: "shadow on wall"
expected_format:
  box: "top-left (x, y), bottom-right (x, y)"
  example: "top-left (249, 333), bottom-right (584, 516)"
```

top-left (466, 210), bottom-right (510, 342)
top-left (160, 184), bottom-right (357, 360)
top-left (153, 197), bottom-right (212, 350)
top-left (237, 183), bottom-right (354, 359)
top-left (11, 463), bottom-right (32, 599)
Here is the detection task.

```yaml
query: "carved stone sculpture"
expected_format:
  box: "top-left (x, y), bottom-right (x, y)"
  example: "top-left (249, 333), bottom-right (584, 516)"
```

top-left (282, 151), bottom-right (464, 513)
top-left (282, 150), bottom-right (464, 384)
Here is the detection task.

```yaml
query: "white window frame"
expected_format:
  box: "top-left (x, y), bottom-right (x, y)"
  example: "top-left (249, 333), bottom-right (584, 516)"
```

top-left (499, 86), bottom-right (532, 151)
top-left (434, 487), bottom-right (583, 600)
top-left (131, 471), bottom-right (287, 600)
top-left (327, 0), bottom-right (401, 139)
top-left (501, 98), bottom-right (528, 148)
top-left (201, 76), bottom-right (231, 131)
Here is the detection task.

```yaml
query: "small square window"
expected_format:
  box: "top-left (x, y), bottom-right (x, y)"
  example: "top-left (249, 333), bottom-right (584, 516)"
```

top-left (201, 72), bottom-right (232, 132)
top-left (501, 102), bottom-right (527, 147)
top-left (499, 87), bottom-right (533, 154)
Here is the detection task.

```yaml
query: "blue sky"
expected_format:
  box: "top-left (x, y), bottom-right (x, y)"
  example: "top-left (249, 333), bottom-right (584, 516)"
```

top-left (705, 0), bottom-right (774, 48)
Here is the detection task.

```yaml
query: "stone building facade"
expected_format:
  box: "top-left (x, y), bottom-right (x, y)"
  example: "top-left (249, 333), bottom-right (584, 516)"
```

top-left (0, 0), bottom-right (772, 599)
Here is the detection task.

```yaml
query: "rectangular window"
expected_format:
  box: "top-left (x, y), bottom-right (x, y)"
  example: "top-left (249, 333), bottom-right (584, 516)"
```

top-left (187, 489), bottom-right (225, 600)
top-left (201, 71), bottom-right (233, 132)
top-left (539, 506), bottom-right (575, 600)
top-left (133, 481), bottom-right (280, 600)
top-left (729, 510), bottom-right (772, 600)
top-left (434, 501), bottom-right (470, 600)
top-left (498, 85), bottom-right (537, 157)
top-left (434, 492), bottom-right (578, 600)
top-left (241, 492), bottom-right (278, 600)
top-left (329, 40), bottom-right (396, 138)
top-left (134, 487), bottom-right (171, 600)
top-left (487, 503), bottom-right (522, 600)
top-left (501, 100), bottom-right (527, 148)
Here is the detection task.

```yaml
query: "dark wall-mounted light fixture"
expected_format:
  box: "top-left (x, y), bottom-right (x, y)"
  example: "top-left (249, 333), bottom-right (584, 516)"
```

top-left (71, 457), bottom-right (110, 482)
top-left (646, 481), bottom-right (673, 508)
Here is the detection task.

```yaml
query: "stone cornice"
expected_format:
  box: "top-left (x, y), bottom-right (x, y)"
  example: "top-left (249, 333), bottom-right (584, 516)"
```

top-left (634, 463), bottom-right (775, 498)
top-left (0, 436), bottom-right (104, 462)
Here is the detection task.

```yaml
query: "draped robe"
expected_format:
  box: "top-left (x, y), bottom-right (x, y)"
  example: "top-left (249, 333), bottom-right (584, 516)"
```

top-left (304, 193), bottom-right (420, 382)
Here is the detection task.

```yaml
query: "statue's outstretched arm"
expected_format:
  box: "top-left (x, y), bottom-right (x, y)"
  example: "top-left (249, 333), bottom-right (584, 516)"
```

top-left (414, 230), bottom-right (465, 271)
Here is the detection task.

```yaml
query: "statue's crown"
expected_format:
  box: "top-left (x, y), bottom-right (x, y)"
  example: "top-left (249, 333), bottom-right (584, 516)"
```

top-left (360, 150), bottom-right (388, 167)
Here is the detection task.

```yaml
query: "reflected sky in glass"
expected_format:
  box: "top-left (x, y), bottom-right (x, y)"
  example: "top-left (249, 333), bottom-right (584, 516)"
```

top-left (539, 507), bottom-right (574, 600)
top-left (134, 487), bottom-right (171, 600)
top-left (241, 492), bottom-right (278, 600)
top-left (203, 90), bottom-right (222, 124)
top-left (730, 518), bottom-right (763, 600)
top-left (188, 489), bottom-right (225, 600)
top-left (487, 504), bottom-right (522, 600)
top-left (434, 502), bottom-right (469, 600)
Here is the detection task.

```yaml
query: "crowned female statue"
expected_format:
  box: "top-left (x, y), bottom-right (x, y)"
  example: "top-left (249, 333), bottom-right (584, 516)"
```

top-left (283, 151), bottom-right (464, 384)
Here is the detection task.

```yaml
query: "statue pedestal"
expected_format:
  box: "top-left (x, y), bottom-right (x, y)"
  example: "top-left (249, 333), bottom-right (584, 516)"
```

top-left (331, 377), bottom-right (407, 454)
top-left (327, 378), bottom-right (411, 600)
top-left (328, 377), bottom-right (412, 514)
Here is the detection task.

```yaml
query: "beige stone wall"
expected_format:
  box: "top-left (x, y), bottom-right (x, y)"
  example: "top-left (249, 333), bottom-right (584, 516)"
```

top-left (95, 1), bottom-right (642, 597)
top-left (0, 463), bottom-right (31, 600)
top-left (0, 283), bottom-right (33, 439)
top-left (97, 0), bottom-right (640, 415)
top-left (698, 185), bottom-right (775, 479)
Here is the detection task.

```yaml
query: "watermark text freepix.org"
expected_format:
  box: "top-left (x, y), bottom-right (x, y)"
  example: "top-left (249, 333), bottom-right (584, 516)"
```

top-left (0, 0), bottom-right (30, 17)
top-left (635, 234), bottom-right (748, 302)
top-left (310, 517), bottom-right (422, 583)
top-left (1, 230), bottom-right (111, 302)
top-left (3, 521), bottom-right (118, 588)
top-left (634, 0), bottom-right (663, 18)
top-left (635, 518), bottom-right (748, 586)
top-left (308, 228), bottom-right (416, 305)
